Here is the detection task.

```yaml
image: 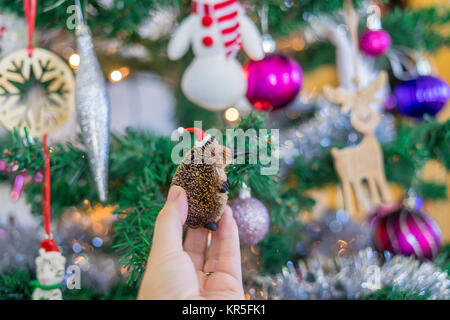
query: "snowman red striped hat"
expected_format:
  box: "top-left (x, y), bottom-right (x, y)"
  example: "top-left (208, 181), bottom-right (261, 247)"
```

top-left (192, 0), bottom-right (243, 57)
top-left (176, 127), bottom-right (212, 147)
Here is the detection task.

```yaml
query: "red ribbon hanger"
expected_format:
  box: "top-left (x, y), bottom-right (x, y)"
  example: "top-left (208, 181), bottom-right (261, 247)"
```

top-left (23, 0), bottom-right (52, 238)
top-left (41, 134), bottom-right (51, 236)
top-left (23, 0), bottom-right (37, 56)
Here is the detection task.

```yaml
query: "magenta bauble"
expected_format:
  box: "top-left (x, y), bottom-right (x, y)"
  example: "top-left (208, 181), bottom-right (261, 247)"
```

top-left (359, 29), bottom-right (391, 57)
top-left (244, 53), bottom-right (302, 111)
top-left (370, 204), bottom-right (441, 260)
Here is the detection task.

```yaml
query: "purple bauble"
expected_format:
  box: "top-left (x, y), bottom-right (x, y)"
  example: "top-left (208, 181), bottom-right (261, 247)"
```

top-left (387, 75), bottom-right (450, 119)
top-left (370, 204), bottom-right (442, 260)
top-left (230, 197), bottom-right (270, 246)
top-left (359, 29), bottom-right (391, 57)
top-left (244, 53), bottom-right (302, 111)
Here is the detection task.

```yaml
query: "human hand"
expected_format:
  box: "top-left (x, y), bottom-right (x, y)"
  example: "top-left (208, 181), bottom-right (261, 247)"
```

top-left (137, 186), bottom-right (244, 300)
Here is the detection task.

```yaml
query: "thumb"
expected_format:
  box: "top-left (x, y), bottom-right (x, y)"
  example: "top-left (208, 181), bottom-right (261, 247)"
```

top-left (150, 186), bottom-right (188, 257)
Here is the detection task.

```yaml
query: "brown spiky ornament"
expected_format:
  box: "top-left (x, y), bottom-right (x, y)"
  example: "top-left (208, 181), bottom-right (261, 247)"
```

top-left (171, 127), bottom-right (245, 231)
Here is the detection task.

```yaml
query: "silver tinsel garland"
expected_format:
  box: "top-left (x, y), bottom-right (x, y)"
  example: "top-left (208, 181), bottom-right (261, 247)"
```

top-left (252, 247), bottom-right (450, 300)
top-left (280, 97), bottom-right (396, 165)
top-left (0, 220), bottom-right (41, 271)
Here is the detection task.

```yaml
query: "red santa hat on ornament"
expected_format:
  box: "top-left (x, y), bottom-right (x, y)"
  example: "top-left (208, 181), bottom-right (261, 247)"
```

top-left (40, 238), bottom-right (60, 252)
top-left (176, 127), bottom-right (212, 147)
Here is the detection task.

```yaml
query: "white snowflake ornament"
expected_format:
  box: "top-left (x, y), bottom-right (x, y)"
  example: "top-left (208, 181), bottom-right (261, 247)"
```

top-left (168, 0), bottom-right (263, 112)
top-left (0, 48), bottom-right (75, 138)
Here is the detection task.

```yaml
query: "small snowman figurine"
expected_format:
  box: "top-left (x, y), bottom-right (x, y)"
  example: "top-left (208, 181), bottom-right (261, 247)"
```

top-left (31, 238), bottom-right (66, 300)
top-left (168, 0), bottom-right (264, 112)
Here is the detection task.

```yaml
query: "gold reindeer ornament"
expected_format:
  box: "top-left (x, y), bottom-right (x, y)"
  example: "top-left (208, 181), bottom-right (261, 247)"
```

top-left (323, 71), bottom-right (391, 214)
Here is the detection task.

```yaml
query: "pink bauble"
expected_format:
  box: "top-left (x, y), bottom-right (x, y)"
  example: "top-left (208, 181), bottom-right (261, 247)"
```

top-left (359, 29), bottom-right (391, 57)
top-left (230, 197), bottom-right (270, 246)
top-left (370, 204), bottom-right (442, 260)
top-left (244, 53), bottom-right (302, 111)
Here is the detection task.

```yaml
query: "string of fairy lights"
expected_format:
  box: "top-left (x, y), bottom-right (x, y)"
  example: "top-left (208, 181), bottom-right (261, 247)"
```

top-left (68, 52), bottom-right (128, 82)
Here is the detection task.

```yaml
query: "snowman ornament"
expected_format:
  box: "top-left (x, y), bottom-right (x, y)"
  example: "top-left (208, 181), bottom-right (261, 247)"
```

top-left (31, 238), bottom-right (66, 300)
top-left (168, 0), bottom-right (264, 112)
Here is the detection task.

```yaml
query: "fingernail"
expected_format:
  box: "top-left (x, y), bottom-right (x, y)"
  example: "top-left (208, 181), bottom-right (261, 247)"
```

top-left (167, 185), bottom-right (183, 201)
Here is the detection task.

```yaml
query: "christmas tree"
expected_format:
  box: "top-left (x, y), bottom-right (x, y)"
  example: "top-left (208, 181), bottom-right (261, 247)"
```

top-left (0, 0), bottom-right (449, 300)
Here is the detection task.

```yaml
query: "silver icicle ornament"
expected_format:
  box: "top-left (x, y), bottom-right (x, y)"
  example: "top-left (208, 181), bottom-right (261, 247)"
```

top-left (75, 23), bottom-right (110, 202)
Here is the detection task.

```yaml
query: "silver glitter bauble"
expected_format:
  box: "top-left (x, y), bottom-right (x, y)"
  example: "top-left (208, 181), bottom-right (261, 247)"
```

top-left (231, 197), bottom-right (270, 246)
top-left (75, 24), bottom-right (110, 202)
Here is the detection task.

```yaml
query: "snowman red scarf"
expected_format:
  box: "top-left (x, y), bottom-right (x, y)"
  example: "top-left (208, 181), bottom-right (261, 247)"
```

top-left (192, 0), bottom-right (242, 57)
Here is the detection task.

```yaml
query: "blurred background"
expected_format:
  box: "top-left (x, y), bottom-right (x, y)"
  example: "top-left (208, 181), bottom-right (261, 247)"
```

top-left (0, 0), bottom-right (449, 300)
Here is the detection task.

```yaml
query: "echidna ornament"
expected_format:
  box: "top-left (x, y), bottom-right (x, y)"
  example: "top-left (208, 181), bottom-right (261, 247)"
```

top-left (171, 127), bottom-right (246, 231)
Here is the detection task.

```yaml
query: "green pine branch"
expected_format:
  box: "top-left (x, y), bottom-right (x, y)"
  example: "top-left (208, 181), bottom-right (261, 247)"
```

top-left (1, 116), bottom-right (449, 284)
top-left (382, 7), bottom-right (450, 53)
top-left (1, 113), bottom-right (299, 284)
top-left (0, 1), bottom-right (448, 75)
top-left (112, 113), bottom-right (303, 285)
top-left (0, 267), bottom-right (34, 300)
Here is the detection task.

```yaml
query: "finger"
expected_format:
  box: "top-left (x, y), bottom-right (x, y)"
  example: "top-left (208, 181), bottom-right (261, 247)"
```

top-left (150, 186), bottom-right (188, 257)
top-left (183, 227), bottom-right (209, 271)
top-left (204, 206), bottom-right (242, 282)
